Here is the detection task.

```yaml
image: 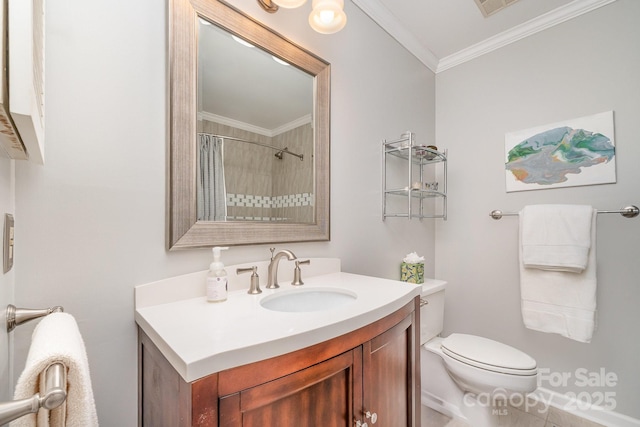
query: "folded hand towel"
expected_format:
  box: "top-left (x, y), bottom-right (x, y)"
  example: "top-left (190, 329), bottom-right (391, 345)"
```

top-left (519, 207), bottom-right (597, 343)
top-left (521, 204), bottom-right (594, 273)
top-left (11, 313), bottom-right (98, 427)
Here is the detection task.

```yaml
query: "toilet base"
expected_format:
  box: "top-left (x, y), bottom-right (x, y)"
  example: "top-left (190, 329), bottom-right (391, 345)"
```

top-left (421, 338), bottom-right (536, 427)
top-left (421, 384), bottom-right (517, 427)
top-left (421, 389), bottom-right (467, 421)
top-left (421, 338), bottom-right (468, 421)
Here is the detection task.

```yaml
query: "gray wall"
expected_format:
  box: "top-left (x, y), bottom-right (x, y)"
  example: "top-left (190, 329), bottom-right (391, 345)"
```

top-left (435, 0), bottom-right (640, 418)
top-left (14, 0), bottom-right (637, 424)
top-left (0, 157), bottom-right (14, 403)
top-left (12, 0), bottom-right (435, 425)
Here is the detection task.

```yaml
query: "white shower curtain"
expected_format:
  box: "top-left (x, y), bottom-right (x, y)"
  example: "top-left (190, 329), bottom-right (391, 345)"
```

top-left (197, 134), bottom-right (227, 221)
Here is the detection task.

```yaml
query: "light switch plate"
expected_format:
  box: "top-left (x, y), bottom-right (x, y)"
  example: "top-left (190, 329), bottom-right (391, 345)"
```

top-left (4, 213), bottom-right (14, 273)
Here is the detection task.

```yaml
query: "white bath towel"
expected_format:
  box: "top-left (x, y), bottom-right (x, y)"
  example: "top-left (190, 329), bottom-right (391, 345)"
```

top-left (521, 204), bottom-right (594, 273)
top-left (11, 313), bottom-right (99, 427)
top-left (519, 206), bottom-right (597, 343)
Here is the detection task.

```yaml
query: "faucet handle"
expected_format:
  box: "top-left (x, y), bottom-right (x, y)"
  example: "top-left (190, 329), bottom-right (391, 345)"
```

top-left (237, 266), bottom-right (262, 294)
top-left (269, 247), bottom-right (276, 260)
top-left (292, 260), bottom-right (310, 286)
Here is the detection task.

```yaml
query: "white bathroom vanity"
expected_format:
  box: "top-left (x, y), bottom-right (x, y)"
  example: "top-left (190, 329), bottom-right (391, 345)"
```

top-left (135, 258), bottom-right (422, 426)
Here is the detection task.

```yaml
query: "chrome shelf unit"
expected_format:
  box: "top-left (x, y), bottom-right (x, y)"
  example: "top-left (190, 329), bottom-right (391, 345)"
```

top-left (382, 132), bottom-right (447, 220)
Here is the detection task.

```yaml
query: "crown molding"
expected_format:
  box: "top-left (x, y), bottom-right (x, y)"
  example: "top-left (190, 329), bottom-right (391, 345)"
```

top-left (198, 111), bottom-right (274, 137)
top-left (271, 114), bottom-right (312, 136)
top-left (351, 0), bottom-right (440, 73)
top-left (352, 0), bottom-right (618, 74)
top-left (198, 111), bottom-right (312, 137)
top-left (437, 0), bottom-right (618, 72)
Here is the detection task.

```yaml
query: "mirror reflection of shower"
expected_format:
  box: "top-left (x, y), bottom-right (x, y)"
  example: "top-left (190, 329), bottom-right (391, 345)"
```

top-left (196, 129), bottom-right (314, 223)
top-left (197, 18), bottom-right (314, 225)
top-left (199, 134), bottom-right (304, 161)
top-left (274, 147), bottom-right (302, 160)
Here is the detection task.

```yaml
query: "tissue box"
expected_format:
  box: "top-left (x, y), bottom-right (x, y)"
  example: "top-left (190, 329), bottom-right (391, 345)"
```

top-left (401, 262), bottom-right (424, 284)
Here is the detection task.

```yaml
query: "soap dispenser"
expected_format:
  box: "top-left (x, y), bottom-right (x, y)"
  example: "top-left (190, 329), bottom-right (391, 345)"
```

top-left (207, 246), bottom-right (229, 302)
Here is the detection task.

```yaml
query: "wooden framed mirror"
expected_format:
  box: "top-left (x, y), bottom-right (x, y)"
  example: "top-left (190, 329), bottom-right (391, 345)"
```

top-left (167, 0), bottom-right (330, 249)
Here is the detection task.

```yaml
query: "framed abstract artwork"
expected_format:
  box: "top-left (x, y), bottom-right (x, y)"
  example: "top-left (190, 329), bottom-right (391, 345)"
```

top-left (505, 111), bottom-right (616, 192)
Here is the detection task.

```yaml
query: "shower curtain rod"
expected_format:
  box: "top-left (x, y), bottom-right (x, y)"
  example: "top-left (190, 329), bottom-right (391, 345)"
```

top-left (198, 132), bottom-right (304, 160)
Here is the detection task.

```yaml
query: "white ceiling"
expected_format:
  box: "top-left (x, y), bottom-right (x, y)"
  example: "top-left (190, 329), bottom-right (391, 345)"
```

top-left (200, 0), bottom-right (617, 132)
top-left (352, 0), bottom-right (617, 73)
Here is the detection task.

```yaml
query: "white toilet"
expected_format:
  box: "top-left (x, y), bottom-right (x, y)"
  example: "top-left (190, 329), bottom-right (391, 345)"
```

top-left (420, 280), bottom-right (538, 426)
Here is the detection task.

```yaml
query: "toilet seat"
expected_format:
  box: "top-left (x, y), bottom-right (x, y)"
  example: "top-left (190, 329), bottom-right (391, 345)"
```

top-left (441, 333), bottom-right (537, 376)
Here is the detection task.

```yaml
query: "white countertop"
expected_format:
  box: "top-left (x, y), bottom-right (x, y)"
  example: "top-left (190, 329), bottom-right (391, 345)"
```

top-left (135, 259), bottom-right (423, 382)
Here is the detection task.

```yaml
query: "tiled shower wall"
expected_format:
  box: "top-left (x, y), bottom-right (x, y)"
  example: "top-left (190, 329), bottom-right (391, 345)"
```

top-left (272, 123), bottom-right (314, 222)
top-left (198, 119), bottom-right (314, 222)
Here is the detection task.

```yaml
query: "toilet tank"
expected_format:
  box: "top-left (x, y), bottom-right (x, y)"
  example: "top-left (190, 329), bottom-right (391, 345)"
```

top-left (420, 279), bottom-right (447, 345)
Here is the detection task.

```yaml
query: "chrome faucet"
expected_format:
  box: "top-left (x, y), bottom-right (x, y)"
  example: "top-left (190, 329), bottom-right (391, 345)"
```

top-left (267, 248), bottom-right (297, 289)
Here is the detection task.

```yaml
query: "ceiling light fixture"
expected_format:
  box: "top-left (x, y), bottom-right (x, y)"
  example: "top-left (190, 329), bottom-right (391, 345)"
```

top-left (257, 0), bottom-right (346, 34)
top-left (309, 0), bottom-right (346, 34)
top-left (257, 0), bottom-right (279, 13)
top-left (273, 0), bottom-right (307, 8)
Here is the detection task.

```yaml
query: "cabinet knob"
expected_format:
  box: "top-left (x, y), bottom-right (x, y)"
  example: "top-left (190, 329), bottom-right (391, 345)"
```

top-left (354, 421), bottom-right (368, 427)
top-left (365, 411), bottom-right (378, 424)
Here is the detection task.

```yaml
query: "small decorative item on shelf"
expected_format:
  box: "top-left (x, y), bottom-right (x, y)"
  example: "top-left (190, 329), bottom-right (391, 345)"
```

top-left (425, 145), bottom-right (438, 160)
top-left (424, 181), bottom-right (439, 191)
top-left (401, 252), bottom-right (424, 284)
top-left (415, 145), bottom-right (439, 160)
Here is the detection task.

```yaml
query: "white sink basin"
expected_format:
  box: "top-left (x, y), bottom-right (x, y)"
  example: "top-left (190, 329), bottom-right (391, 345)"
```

top-left (260, 287), bottom-right (357, 312)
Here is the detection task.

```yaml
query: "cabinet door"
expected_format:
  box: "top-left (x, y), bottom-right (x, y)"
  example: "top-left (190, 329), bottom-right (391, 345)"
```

top-left (362, 314), bottom-right (416, 427)
top-left (219, 350), bottom-right (360, 427)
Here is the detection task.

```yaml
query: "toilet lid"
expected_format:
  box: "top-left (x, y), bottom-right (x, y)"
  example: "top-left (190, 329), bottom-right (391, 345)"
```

top-left (441, 334), bottom-right (537, 376)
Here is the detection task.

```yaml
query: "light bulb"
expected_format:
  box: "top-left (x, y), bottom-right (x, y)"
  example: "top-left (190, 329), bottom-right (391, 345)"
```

top-left (309, 0), bottom-right (346, 34)
top-left (319, 10), bottom-right (335, 24)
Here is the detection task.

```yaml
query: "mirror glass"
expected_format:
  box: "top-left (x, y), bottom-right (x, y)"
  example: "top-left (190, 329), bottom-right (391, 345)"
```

top-left (167, 0), bottom-right (330, 249)
top-left (197, 20), bottom-right (315, 223)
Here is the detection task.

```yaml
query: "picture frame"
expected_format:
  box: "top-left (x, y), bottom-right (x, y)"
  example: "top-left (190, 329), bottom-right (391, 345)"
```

top-left (505, 111), bottom-right (616, 192)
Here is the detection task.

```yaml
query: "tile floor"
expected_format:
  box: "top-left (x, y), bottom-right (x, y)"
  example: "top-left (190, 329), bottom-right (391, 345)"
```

top-left (421, 404), bottom-right (607, 427)
top-left (422, 405), bottom-right (468, 427)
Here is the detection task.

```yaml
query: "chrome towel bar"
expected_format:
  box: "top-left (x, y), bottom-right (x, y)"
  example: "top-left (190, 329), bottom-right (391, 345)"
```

top-left (6, 304), bottom-right (64, 332)
top-left (1, 304), bottom-right (68, 423)
top-left (489, 205), bottom-right (639, 220)
top-left (0, 363), bottom-right (67, 425)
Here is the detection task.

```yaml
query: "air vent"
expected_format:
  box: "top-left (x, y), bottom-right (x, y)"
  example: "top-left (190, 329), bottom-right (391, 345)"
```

top-left (474, 0), bottom-right (520, 18)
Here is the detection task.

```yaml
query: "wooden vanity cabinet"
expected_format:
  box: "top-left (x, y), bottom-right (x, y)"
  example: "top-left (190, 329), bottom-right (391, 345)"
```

top-left (363, 313), bottom-right (415, 426)
top-left (219, 349), bottom-right (359, 426)
top-left (138, 297), bottom-right (420, 427)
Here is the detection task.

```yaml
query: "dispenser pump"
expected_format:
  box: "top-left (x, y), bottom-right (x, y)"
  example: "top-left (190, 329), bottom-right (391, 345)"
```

top-left (207, 246), bottom-right (229, 302)
top-left (210, 246), bottom-right (228, 271)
